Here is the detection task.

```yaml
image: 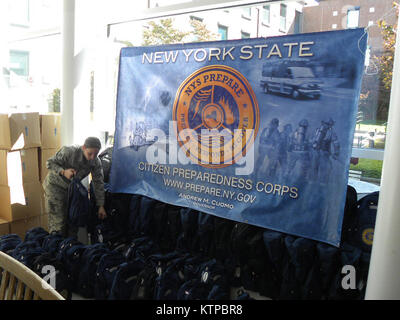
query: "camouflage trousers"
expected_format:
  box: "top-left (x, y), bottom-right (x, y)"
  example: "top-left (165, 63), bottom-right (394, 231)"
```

top-left (43, 183), bottom-right (78, 238)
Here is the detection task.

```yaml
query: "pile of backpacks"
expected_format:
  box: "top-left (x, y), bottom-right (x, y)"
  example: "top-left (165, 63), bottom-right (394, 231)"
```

top-left (0, 183), bottom-right (379, 300)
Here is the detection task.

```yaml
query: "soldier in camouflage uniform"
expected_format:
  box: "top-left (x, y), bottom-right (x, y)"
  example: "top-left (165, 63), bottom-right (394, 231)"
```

top-left (43, 137), bottom-right (107, 237)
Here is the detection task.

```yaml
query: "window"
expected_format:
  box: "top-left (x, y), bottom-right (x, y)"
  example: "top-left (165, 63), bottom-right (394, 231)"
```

top-left (105, 1), bottom-right (397, 183)
top-left (294, 11), bottom-right (302, 34)
top-left (218, 25), bottom-right (228, 40)
top-left (242, 7), bottom-right (251, 19)
top-left (9, 51), bottom-right (29, 77)
top-left (347, 7), bottom-right (360, 29)
top-left (241, 31), bottom-right (250, 39)
top-left (280, 4), bottom-right (287, 30)
top-left (8, 0), bottom-right (30, 26)
top-left (262, 5), bottom-right (270, 25)
top-left (190, 15), bottom-right (203, 23)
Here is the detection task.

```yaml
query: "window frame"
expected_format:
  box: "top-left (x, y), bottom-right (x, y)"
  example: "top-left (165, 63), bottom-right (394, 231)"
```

top-left (217, 24), bottom-right (228, 40)
top-left (241, 7), bottom-right (252, 20)
top-left (9, 50), bottom-right (30, 77)
top-left (262, 4), bottom-right (271, 25)
top-left (102, 0), bottom-right (394, 167)
top-left (280, 3), bottom-right (287, 31)
top-left (241, 30), bottom-right (250, 38)
top-left (347, 6), bottom-right (360, 29)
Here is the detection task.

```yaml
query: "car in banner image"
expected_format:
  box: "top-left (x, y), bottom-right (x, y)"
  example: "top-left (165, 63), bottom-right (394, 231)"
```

top-left (260, 64), bottom-right (323, 99)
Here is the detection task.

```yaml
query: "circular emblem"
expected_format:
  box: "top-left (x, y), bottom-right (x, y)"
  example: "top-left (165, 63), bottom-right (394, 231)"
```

top-left (173, 65), bottom-right (259, 168)
top-left (362, 228), bottom-right (374, 246)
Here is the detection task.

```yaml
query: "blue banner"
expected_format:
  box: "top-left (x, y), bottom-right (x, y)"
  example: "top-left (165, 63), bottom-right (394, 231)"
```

top-left (110, 29), bottom-right (367, 246)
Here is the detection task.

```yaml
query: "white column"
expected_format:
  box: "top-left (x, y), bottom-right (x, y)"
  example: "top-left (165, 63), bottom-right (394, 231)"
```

top-left (61, 0), bottom-right (75, 146)
top-left (365, 12), bottom-right (400, 300)
top-left (0, 1), bottom-right (9, 113)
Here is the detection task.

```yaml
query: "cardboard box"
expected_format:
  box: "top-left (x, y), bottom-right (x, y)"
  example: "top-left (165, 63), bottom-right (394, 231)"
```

top-left (0, 182), bottom-right (43, 222)
top-left (0, 185), bottom-right (12, 222)
top-left (0, 150), bottom-right (7, 185)
top-left (7, 148), bottom-right (39, 185)
top-left (40, 114), bottom-right (61, 149)
top-left (1, 148), bottom-right (40, 186)
top-left (0, 114), bottom-right (11, 150)
top-left (38, 148), bottom-right (57, 182)
top-left (41, 214), bottom-right (49, 231)
top-left (0, 218), bottom-right (10, 236)
top-left (10, 216), bottom-right (41, 240)
top-left (9, 112), bottom-right (41, 150)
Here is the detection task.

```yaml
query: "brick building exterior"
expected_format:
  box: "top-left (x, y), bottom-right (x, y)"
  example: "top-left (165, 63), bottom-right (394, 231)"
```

top-left (303, 0), bottom-right (397, 55)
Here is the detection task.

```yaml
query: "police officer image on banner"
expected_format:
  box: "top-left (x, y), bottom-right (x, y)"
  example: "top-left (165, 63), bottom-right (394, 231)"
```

top-left (42, 137), bottom-right (107, 237)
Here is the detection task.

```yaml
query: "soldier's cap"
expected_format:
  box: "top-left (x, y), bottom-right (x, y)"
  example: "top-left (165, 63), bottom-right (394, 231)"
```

top-left (84, 137), bottom-right (101, 150)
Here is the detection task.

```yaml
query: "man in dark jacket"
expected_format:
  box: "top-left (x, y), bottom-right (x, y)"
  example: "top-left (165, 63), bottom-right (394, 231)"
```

top-left (43, 137), bottom-right (107, 237)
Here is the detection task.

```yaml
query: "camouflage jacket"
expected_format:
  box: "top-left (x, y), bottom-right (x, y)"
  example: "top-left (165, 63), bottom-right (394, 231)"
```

top-left (43, 145), bottom-right (105, 206)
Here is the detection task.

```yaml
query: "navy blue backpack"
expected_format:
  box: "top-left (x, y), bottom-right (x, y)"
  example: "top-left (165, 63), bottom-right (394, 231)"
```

top-left (24, 227), bottom-right (49, 245)
top-left (41, 233), bottom-right (65, 256)
top-left (67, 178), bottom-right (90, 227)
top-left (31, 252), bottom-right (73, 300)
top-left (94, 251), bottom-right (127, 300)
top-left (230, 223), bottom-right (269, 293)
top-left (327, 243), bottom-right (363, 300)
top-left (279, 236), bottom-right (302, 300)
top-left (12, 241), bottom-right (47, 269)
top-left (262, 230), bottom-right (285, 299)
top-left (128, 194), bottom-right (142, 236)
top-left (108, 259), bottom-right (147, 300)
top-left (153, 253), bottom-right (191, 300)
top-left (316, 243), bottom-right (340, 299)
top-left (56, 237), bottom-right (87, 289)
top-left (197, 213), bottom-right (216, 258)
top-left (177, 258), bottom-right (229, 300)
top-left (351, 191), bottom-right (379, 252)
top-left (130, 251), bottom-right (182, 300)
top-left (0, 234), bottom-right (22, 255)
top-left (176, 208), bottom-right (200, 253)
top-left (77, 243), bottom-right (110, 298)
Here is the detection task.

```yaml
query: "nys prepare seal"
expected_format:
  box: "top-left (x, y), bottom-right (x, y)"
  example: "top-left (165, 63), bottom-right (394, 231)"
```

top-left (173, 65), bottom-right (259, 168)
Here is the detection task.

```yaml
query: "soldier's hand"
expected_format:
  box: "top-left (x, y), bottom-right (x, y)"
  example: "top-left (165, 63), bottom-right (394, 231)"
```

top-left (98, 206), bottom-right (107, 220)
top-left (63, 168), bottom-right (76, 179)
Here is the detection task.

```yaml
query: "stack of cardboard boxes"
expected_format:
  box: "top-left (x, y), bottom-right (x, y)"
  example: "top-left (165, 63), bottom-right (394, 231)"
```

top-left (0, 113), bottom-right (61, 238)
top-left (0, 115), bottom-right (10, 236)
top-left (38, 113), bottom-right (62, 231)
top-left (0, 113), bottom-right (43, 238)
